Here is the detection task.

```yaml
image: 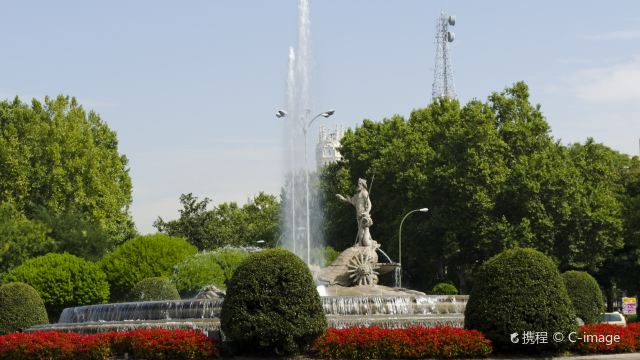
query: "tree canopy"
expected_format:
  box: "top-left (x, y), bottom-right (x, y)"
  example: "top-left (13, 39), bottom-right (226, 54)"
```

top-left (154, 192), bottom-right (280, 250)
top-left (0, 96), bottom-right (135, 270)
top-left (321, 82), bottom-right (629, 292)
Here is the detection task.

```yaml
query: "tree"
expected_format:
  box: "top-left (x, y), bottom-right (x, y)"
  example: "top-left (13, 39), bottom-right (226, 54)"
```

top-left (0, 96), bottom-right (135, 247)
top-left (154, 193), bottom-right (212, 250)
top-left (595, 155), bottom-right (640, 309)
top-left (0, 201), bottom-right (54, 274)
top-left (31, 207), bottom-right (111, 261)
top-left (154, 192), bottom-right (280, 250)
top-left (320, 82), bottom-right (626, 293)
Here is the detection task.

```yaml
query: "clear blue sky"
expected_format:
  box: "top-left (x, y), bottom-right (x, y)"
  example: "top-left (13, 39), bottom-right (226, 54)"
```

top-left (2, 1), bottom-right (639, 233)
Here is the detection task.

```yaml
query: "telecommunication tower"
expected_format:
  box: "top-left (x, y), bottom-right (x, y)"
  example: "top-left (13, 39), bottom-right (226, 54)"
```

top-left (431, 12), bottom-right (456, 101)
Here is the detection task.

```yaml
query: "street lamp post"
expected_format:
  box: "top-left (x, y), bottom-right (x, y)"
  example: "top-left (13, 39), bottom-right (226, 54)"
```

top-left (276, 110), bottom-right (296, 254)
top-left (276, 109), bottom-right (335, 264)
top-left (398, 207), bottom-right (429, 288)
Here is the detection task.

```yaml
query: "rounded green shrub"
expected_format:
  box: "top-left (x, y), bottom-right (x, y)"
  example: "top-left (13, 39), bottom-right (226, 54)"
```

top-left (172, 249), bottom-right (247, 295)
top-left (562, 270), bottom-right (604, 324)
top-left (432, 282), bottom-right (458, 295)
top-left (0, 282), bottom-right (48, 334)
top-left (129, 277), bottom-right (181, 301)
top-left (221, 249), bottom-right (327, 355)
top-left (3, 253), bottom-right (109, 320)
top-left (464, 248), bottom-right (576, 353)
top-left (99, 234), bottom-right (197, 301)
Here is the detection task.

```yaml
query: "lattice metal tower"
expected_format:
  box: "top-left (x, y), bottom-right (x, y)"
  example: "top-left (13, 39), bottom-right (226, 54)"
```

top-left (432, 12), bottom-right (456, 101)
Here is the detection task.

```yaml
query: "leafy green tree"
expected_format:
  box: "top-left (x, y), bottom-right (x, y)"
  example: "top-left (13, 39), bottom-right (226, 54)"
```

top-left (154, 193), bottom-right (212, 250)
top-left (154, 192), bottom-right (280, 250)
top-left (321, 82), bottom-right (626, 292)
top-left (595, 156), bottom-right (640, 309)
top-left (0, 96), bottom-right (135, 246)
top-left (0, 201), bottom-right (54, 273)
top-left (32, 207), bottom-right (111, 261)
top-left (621, 156), bottom-right (640, 249)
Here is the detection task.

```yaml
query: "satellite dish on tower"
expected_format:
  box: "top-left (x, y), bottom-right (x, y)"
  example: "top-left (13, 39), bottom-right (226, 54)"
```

top-left (447, 31), bottom-right (455, 42)
top-left (448, 16), bottom-right (456, 26)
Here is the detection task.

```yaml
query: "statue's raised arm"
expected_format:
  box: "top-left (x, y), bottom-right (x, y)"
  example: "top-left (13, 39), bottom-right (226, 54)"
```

top-left (335, 193), bottom-right (350, 204)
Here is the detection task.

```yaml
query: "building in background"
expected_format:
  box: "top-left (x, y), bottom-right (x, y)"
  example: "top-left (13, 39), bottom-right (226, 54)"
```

top-left (316, 125), bottom-right (345, 168)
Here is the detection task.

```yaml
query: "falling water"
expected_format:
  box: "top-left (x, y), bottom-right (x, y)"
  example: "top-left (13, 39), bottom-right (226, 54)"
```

top-left (30, 295), bottom-right (468, 333)
top-left (394, 267), bottom-right (401, 288)
top-left (281, 0), bottom-right (325, 265)
top-left (56, 296), bottom-right (467, 323)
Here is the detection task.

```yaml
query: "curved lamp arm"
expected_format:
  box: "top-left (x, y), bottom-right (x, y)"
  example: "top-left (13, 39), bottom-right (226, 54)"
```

top-left (398, 207), bottom-right (429, 288)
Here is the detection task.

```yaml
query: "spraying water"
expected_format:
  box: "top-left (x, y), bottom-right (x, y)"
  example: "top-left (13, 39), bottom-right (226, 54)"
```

top-left (280, 0), bottom-right (325, 265)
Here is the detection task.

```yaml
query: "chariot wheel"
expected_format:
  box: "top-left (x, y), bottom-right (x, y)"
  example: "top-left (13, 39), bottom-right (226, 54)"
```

top-left (347, 252), bottom-right (379, 286)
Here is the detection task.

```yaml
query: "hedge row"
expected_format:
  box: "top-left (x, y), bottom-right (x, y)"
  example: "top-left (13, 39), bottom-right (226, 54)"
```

top-left (2, 253), bottom-right (109, 321)
top-left (0, 329), bottom-right (217, 360)
top-left (0, 234), bottom-right (197, 320)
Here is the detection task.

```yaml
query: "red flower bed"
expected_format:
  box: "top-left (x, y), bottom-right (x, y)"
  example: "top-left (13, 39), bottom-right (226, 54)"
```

top-left (0, 331), bottom-right (109, 360)
top-left (627, 322), bottom-right (640, 344)
top-left (0, 329), bottom-right (217, 360)
top-left (312, 326), bottom-right (492, 359)
top-left (573, 324), bottom-right (636, 354)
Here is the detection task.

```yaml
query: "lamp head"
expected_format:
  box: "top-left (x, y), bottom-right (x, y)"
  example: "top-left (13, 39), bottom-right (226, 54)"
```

top-left (321, 109), bottom-right (335, 118)
top-left (276, 110), bottom-right (287, 118)
top-left (419, 208), bottom-right (429, 212)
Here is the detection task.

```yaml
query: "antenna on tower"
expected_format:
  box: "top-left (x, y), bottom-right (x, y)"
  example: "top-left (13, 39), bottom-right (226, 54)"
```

top-left (432, 12), bottom-right (457, 101)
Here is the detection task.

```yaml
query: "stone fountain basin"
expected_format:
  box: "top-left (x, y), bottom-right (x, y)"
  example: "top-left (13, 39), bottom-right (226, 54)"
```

top-left (27, 291), bottom-right (467, 334)
top-left (377, 262), bottom-right (399, 275)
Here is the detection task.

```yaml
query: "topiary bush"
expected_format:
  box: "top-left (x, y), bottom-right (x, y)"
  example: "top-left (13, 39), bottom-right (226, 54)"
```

top-left (3, 253), bottom-right (109, 321)
top-left (129, 277), bottom-right (181, 302)
top-left (432, 282), bottom-right (458, 295)
top-left (172, 249), bottom-right (248, 296)
top-left (99, 234), bottom-right (197, 301)
top-left (464, 247), bottom-right (576, 353)
top-left (562, 270), bottom-right (605, 324)
top-left (221, 249), bottom-right (327, 355)
top-left (0, 282), bottom-right (48, 334)
top-left (212, 248), bottom-right (249, 282)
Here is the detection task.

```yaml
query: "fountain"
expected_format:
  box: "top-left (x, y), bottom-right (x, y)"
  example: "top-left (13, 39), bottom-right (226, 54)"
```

top-left (27, 0), bottom-right (466, 336)
top-left (280, 0), bottom-right (328, 266)
top-left (28, 178), bottom-right (466, 335)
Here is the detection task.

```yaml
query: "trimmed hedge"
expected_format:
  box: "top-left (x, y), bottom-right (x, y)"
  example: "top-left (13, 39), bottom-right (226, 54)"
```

top-left (99, 234), bottom-right (197, 301)
top-left (130, 277), bottom-right (180, 301)
top-left (464, 247), bottom-right (576, 353)
top-left (432, 282), bottom-right (458, 295)
top-left (172, 249), bottom-right (247, 295)
top-left (221, 249), bottom-right (327, 355)
top-left (0, 283), bottom-right (48, 334)
top-left (562, 270), bottom-right (605, 324)
top-left (313, 326), bottom-right (492, 359)
top-left (3, 253), bottom-right (109, 320)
